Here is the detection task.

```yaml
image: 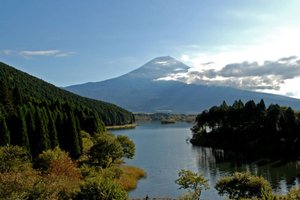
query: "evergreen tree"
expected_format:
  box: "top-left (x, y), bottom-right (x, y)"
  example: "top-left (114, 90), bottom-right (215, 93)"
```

top-left (16, 107), bottom-right (30, 153)
top-left (256, 99), bottom-right (267, 127)
top-left (219, 101), bottom-right (228, 128)
top-left (12, 86), bottom-right (23, 107)
top-left (0, 80), bottom-right (14, 114)
top-left (76, 116), bottom-right (83, 155)
top-left (66, 111), bottom-right (81, 159)
top-left (0, 115), bottom-right (10, 146)
top-left (25, 106), bottom-right (36, 153)
top-left (48, 109), bottom-right (59, 149)
top-left (243, 100), bottom-right (256, 127)
top-left (33, 107), bottom-right (51, 157)
top-left (283, 107), bottom-right (296, 149)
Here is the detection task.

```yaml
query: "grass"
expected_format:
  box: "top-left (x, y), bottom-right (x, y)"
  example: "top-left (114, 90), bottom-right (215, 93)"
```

top-left (117, 165), bottom-right (147, 191)
top-left (106, 124), bottom-right (138, 130)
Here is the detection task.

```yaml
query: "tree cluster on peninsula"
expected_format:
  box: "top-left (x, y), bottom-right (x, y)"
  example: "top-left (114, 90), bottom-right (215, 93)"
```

top-left (191, 99), bottom-right (300, 157)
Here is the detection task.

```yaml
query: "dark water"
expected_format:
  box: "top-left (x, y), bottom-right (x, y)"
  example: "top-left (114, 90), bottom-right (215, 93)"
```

top-left (110, 122), bottom-right (300, 200)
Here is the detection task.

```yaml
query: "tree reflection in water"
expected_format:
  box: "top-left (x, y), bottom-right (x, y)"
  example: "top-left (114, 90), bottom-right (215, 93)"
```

top-left (191, 145), bottom-right (300, 194)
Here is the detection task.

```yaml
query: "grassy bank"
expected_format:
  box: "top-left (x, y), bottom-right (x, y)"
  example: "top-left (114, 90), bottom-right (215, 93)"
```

top-left (106, 124), bottom-right (138, 130)
top-left (118, 165), bottom-right (147, 191)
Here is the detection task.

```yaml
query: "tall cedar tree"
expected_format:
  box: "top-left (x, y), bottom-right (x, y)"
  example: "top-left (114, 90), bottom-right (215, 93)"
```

top-left (76, 116), bottom-right (83, 155)
top-left (25, 106), bottom-right (36, 152)
top-left (0, 81), bottom-right (14, 115)
top-left (12, 86), bottom-right (23, 107)
top-left (33, 107), bottom-right (51, 158)
top-left (47, 109), bottom-right (59, 149)
top-left (13, 107), bottom-right (30, 154)
top-left (66, 111), bottom-right (81, 159)
top-left (0, 115), bottom-right (10, 146)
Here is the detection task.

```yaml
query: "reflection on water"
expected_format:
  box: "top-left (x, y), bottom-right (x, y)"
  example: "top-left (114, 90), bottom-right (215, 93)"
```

top-left (192, 145), bottom-right (300, 193)
top-left (111, 122), bottom-right (300, 199)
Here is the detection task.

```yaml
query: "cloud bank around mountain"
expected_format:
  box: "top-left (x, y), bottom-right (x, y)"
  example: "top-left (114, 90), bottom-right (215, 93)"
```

top-left (156, 56), bottom-right (300, 98)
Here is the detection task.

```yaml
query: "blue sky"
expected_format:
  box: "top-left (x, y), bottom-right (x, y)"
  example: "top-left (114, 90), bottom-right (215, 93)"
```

top-left (1, 1), bottom-right (300, 98)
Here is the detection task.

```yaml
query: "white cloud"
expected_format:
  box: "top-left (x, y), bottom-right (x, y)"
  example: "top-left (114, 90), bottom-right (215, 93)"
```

top-left (158, 56), bottom-right (300, 99)
top-left (1, 50), bottom-right (76, 59)
top-left (155, 61), bottom-right (169, 66)
top-left (174, 26), bottom-right (300, 98)
top-left (55, 52), bottom-right (76, 57)
top-left (20, 50), bottom-right (60, 56)
top-left (3, 50), bottom-right (12, 55)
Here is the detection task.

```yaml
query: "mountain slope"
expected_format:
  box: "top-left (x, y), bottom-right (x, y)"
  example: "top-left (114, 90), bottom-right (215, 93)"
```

top-left (0, 61), bottom-right (135, 125)
top-left (65, 56), bottom-right (300, 113)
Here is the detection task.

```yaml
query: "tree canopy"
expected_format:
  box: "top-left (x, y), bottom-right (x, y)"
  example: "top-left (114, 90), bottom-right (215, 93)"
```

top-left (191, 99), bottom-right (300, 157)
top-left (0, 62), bottom-right (135, 126)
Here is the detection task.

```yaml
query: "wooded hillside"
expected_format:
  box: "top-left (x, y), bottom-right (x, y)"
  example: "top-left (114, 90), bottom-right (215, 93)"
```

top-left (0, 61), bottom-right (135, 126)
top-left (0, 80), bottom-right (106, 158)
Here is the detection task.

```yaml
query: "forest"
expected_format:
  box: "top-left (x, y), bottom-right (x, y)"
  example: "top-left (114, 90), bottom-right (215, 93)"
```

top-left (191, 99), bottom-right (300, 158)
top-left (134, 113), bottom-right (196, 123)
top-left (0, 61), bottom-right (135, 126)
top-left (0, 80), bottom-right (106, 159)
top-left (0, 79), bottom-right (146, 199)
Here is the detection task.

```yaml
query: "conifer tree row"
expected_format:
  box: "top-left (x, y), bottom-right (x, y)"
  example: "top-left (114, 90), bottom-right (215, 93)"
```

top-left (191, 99), bottom-right (300, 157)
top-left (0, 80), bottom-right (106, 159)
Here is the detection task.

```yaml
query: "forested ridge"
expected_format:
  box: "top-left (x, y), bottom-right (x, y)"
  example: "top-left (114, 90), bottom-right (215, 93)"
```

top-left (0, 61), bottom-right (135, 126)
top-left (0, 79), bottom-right (106, 159)
top-left (191, 99), bottom-right (300, 158)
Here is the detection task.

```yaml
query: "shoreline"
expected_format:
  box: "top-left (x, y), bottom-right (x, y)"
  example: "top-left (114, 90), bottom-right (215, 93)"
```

top-left (106, 123), bottom-right (138, 130)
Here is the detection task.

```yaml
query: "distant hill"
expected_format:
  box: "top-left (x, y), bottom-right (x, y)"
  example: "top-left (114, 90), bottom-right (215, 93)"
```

top-left (0, 61), bottom-right (135, 125)
top-left (65, 56), bottom-right (300, 114)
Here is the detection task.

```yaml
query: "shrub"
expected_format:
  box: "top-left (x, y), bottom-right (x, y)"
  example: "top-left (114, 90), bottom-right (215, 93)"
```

top-left (34, 146), bottom-right (69, 173)
top-left (73, 177), bottom-right (128, 200)
top-left (0, 145), bottom-right (31, 173)
top-left (215, 171), bottom-right (270, 199)
top-left (175, 169), bottom-right (210, 200)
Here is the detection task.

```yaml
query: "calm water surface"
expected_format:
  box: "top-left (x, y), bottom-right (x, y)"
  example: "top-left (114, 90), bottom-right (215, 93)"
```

top-left (111, 122), bottom-right (300, 199)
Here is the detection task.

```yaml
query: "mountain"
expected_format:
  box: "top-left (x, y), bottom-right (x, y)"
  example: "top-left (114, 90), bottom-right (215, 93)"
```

top-left (65, 56), bottom-right (300, 114)
top-left (0, 61), bottom-right (135, 125)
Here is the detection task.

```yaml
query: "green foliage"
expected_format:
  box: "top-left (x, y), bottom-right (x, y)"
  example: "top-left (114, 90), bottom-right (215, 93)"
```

top-left (134, 113), bottom-right (196, 123)
top-left (9, 106), bottom-right (30, 154)
top-left (34, 146), bottom-right (69, 173)
top-left (0, 84), bottom-right (109, 159)
top-left (214, 171), bottom-right (270, 199)
top-left (178, 189), bottom-right (202, 200)
top-left (0, 62), bottom-right (135, 126)
top-left (116, 135), bottom-right (135, 160)
top-left (286, 186), bottom-right (300, 199)
top-left (0, 80), bottom-right (14, 115)
top-left (175, 169), bottom-right (210, 200)
top-left (89, 135), bottom-right (124, 168)
top-left (81, 131), bottom-right (94, 155)
top-left (191, 99), bottom-right (300, 157)
top-left (73, 177), bottom-right (128, 200)
top-left (12, 86), bottom-right (23, 106)
top-left (66, 111), bottom-right (82, 159)
top-left (0, 145), bottom-right (81, 200)
top-left (0, 115), bottom-right (10, 146)
top-left (0, 143), bottom-right (133, 200)
top-left (0, 145), bottom-right (32, 173)
top-left (33, 107), bottom-right (51, 157)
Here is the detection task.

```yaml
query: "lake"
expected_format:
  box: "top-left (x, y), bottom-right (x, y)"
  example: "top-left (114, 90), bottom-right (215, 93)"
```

top-left (110, 121), bottom-right (300, 199)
